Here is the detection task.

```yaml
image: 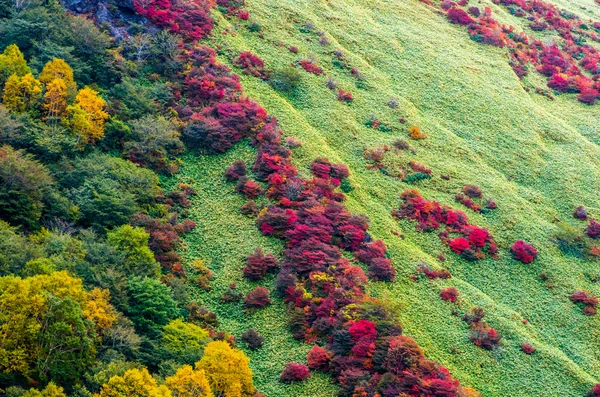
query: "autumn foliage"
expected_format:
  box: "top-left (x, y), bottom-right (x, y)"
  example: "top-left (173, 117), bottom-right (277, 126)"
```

top-left (511, 240), bottom-right (537, 264)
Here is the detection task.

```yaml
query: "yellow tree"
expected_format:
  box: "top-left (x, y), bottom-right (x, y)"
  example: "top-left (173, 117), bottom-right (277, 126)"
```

top-left (43, 78), bottom-right (68, 122)
top-left (0, 272), bottom-right (116, 381)
top-left (95, 368), bottom-right (172, 397)
top-left (65, 86), bottom-right (108, 145)
top-left (2, 73), bottom-right (42, 113)
top-left (21, 382), bottom-right (67, 397)
top-left (0, 44), bottom-right (30, 84)
top-left (39, 58), bottom-right (76, 96)
top-left (196, 340), bottom-right (255, 397)
top-left (166, 365), bottom-right (214, 397)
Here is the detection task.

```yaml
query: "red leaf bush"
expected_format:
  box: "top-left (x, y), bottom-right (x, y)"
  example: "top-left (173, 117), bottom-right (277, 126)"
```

top-left (440, 287), bottom-right (459, 303)
top-left (280, 363), bottom-right (310, 383)
top-left (586, 219), bottom-right (600, 239)
top-left (243, 247), bottom-right (279, 280)
top-left (244, 286), bottom-right (271, 310)
top-left (521, 343), bottom-right (535, 355)
top-left (300, 60), bottom-right (324, 75)
top-left (234, 51), bottom-right (268, 79)
top-left (570, 290), bottom-right (598, 315)
top-left (307, 345), bottom-right (332, 371)
top-left (463, 307), bottom-right (502, 350)
top-left (511, 240), bottom-right (537, 264)
top-left (447, 7), bottom-right (474, 25)
top-left (337, 89), bottom-right (353, 103)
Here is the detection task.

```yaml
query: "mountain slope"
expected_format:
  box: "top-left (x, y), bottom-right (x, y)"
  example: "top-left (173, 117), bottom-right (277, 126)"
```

top-left (173, 0), bottom-right (600, 395)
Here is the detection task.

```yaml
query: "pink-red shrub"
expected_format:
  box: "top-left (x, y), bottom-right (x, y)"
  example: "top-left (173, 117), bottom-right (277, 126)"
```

top-left (511, 240), bottom-right (537, 264)
top-left (243, 247), bottom-right (279, 280)
top-left (244, 286), bottom-right (272, 310)
top-left (440, 287), bottom-right (459, 303)
top-left (280, 363), bottom-right (310, 383)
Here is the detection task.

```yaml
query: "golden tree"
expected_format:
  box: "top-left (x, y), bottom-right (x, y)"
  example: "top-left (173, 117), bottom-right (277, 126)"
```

top-left (166, 365), bottom-right (214, 397)
top-left (21, 382), bottom-right (67, 397)
top-left (2, 73), bottom-right (42, 112)
top-left (95, 368), bottom-right (172, 397)
top-left (39, 58), bottom-right (76, 95)
top-left (0, 44), bottom-right (30, 84)
top-left (197, 340), bottom-right (255, 397)
top-left (65, 86), bottom-right (108, 145)
top-left (42, 78), bottom-right (68, 122)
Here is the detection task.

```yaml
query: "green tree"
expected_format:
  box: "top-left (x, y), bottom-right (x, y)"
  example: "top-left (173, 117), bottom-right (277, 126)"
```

top-left (162, 319), bottom-right (210, 364)
top-left (107, 225), bottom-right (160, 278)
top-left (126, 277), bottom-right (178, 337)
top-left (0, 145), bottom-right (53, 230)
top-left (21, 382), bottom-right (67, 397)
top-left (0, 219), bottom-right (42, 275)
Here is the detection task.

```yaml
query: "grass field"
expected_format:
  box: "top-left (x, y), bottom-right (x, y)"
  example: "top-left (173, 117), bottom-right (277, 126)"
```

top-left (170, 0), bottom-right (600, 395)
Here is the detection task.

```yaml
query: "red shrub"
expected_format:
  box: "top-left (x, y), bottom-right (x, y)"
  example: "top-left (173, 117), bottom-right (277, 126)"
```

top-left (578, 88), bottom-right (599, 105)
top-left (244, 286), bottom-right (271, 310)
top-left (237, 10), bottom-right (249, 20)
top-left (368, 257), bottom-right (396, 282)
top-left (449, 237), bottom-right (470, 254)
top-left (511, 240), bottom-right (537, 264)
top-left (236, 178), bottom-right (264, 199)
top-left (337, 89), bottom-right (354, 103)
top-left (521, 343), bottom-right (535, 354)
top-left (243, 247), bottom-right (279, 280)
top-left (586, 219), bottom-right (600, 238)
top-left (234, 51), bottom-right (267, 79)
top-left (589, 384), bottom-right (600, 397)
top-left (447, 8), bottom-right (474, 25)
top-left (300, 60), bottom-right (324, 75)
top-left (469, 322), bottom-right (502, 350)
top-left (548, 73), bottom-right (570, 92)
top-left (307, 345), bottom-right (332, 371)
top-left (289, 46), bottom-right (299, 53)
top-left (280, 363), bottom-right (310, 383)
top-left (440, 287), bottom-right (459, 303)
top-left (468, 6), bottom-right (480, 16)
top-left (570, 290), bottom-right (598, 315)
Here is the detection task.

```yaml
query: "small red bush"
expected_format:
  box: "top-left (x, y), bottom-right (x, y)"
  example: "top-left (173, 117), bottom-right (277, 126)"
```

top-left (511, 240), bottom-right (537, 264)
top-left (225, 160), bottom-right (247, 181)
top-left (280, 363), bottom-right (310, 383)
top-left (447, 8), bottom-right (474, 25)
top-left (244, 286), bottom-right (272, 310)
top-left (589, 384), bottom-right (600, 397)
top-left (300, 60), bottom-right (324, 75)
top-left (307, 345), bottom-right (332, 371)
top-left (243, 247), bottom-right (279, 280)
top-left (586, 219), bottom-right (600, 239)
top-left (521, 343), bottom-right (535, 354)
top-left (570, 290), bottom-right (598, 315)
top-left (449, 237), bottom-right (470, 254)
top-left (337, 89), bottom-right (353, 103)
top-left (440, 287), bottom-right (459, 303)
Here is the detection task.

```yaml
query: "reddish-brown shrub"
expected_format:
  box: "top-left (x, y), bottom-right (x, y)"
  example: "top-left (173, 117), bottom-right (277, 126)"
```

top-left (588, 384), bottom-right (600, 397)
top-left (243, 247), bottom-right (279, 280)
top-left (468, 6), bottom-right (480, 16)
top-left (368, 257), bottom-right (396, 282)
top-left (289, 46), bottom-right (299, 53)
top-left (307, 345), bottom-right (332, 371)
top-left (337, 89), bottom-right (354, 103)
top-left (586, 219), bottom-right (600, 239)
top-left (469, 322), bottom-right (501, 350)
top-left (449, 237), bottom-right (470, 254)
top-left (463, 184), bottom-right (482, 198)
top-left (570, 290), bottom-right (598, 315)
top-left (521, 343), bottom-right (535, 354)
top-left (280, 363), bottom-right (310, 383)
top-left (244, 286), bottom-right (271, 310)
top-left (225, 160), bottom-right (247, 181)
top-left (511, 240), bottom-right (537, 264)
top-left (300, 60), bottom-right (324, 75)
top-left (574, 205), bottom-right (588, 220)
top-left (440, 287), bottom-right (459, 303)
top-left (234, 51), bottom-right (268, 79)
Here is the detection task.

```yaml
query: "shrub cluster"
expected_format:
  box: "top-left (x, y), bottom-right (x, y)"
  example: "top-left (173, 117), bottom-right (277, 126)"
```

top-left (570, 290), bottom-right (598, 315)
top-left (395, 189), bottom-right (498, 260)
top-left (463, 307), bottom-right (502, 350)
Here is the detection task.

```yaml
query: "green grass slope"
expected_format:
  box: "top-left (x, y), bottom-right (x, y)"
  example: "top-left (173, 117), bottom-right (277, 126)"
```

top-left (170, 0), bottom-right (600, 395)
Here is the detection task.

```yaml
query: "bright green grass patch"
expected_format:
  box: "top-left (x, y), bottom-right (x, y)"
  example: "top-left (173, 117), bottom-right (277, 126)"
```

top-left (172, 0), bottom-right (600, 395)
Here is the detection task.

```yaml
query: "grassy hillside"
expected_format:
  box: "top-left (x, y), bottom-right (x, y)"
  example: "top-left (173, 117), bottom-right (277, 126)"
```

top-left (170, 0), bottom-right (600, 395)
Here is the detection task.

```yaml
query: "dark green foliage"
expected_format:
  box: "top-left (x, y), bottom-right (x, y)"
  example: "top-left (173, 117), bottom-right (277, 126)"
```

top-left (0, 220), bottom-right (42, 275)
top-left (57, 153), bottom-right (160, 230)
top-left (0, 145), bottom-right (53, 230)
top-left (269, 66), bottom-right (301, 93)
top-left (126, 277), bottom-right (179, 338)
